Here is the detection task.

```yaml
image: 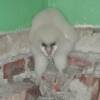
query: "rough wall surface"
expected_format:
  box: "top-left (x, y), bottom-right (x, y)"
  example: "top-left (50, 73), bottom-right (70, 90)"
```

top-left (0, 27), bottom-right (100, 100)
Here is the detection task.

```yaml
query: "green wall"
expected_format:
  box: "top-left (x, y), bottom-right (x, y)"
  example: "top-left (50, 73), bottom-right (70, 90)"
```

top-left (0, 0), bottom-right (44, 31)
top-left (0, 0), bottom-right (100, 31)
top-left (47, 0), bottom-right (100, 25)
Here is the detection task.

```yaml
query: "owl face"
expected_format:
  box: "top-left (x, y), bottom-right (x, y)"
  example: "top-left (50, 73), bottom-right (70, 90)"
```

top-left (41, 41), bottom-right (57, 57)
top-left (33, 26), bottom-right (62, 57)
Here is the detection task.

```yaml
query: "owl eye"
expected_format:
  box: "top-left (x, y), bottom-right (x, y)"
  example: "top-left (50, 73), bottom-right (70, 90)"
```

top-left (41, 42), bottom-right (47, 47)
top-left (50, 42), bottom-right (56, 47)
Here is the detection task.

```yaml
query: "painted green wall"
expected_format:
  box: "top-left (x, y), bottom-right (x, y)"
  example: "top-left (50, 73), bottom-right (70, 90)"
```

top-left (0, 0), bottom-right (44, 31)
top-left (47, 0), bottom-right (100, 25)
top-left (0, 0), bottom-right (100, 31)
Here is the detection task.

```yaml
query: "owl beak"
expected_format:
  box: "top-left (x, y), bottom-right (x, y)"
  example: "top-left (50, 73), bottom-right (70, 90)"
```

top-left (41, 46), bottom-right (52, 56)
top-left (46, 47), bottom-right (52, 55)
top-left (41, 44), bottom-right (57, 57)
top-left (46, 45), bottom-right (57, 56)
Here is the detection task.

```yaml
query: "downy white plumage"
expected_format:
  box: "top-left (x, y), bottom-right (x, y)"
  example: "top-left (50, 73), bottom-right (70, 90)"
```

top-left (29, 8), bottom-right (79, 78)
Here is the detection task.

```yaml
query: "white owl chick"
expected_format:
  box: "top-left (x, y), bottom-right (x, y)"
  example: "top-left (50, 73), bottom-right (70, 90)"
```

top-left (29, 8), bottom-right (78, 78)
